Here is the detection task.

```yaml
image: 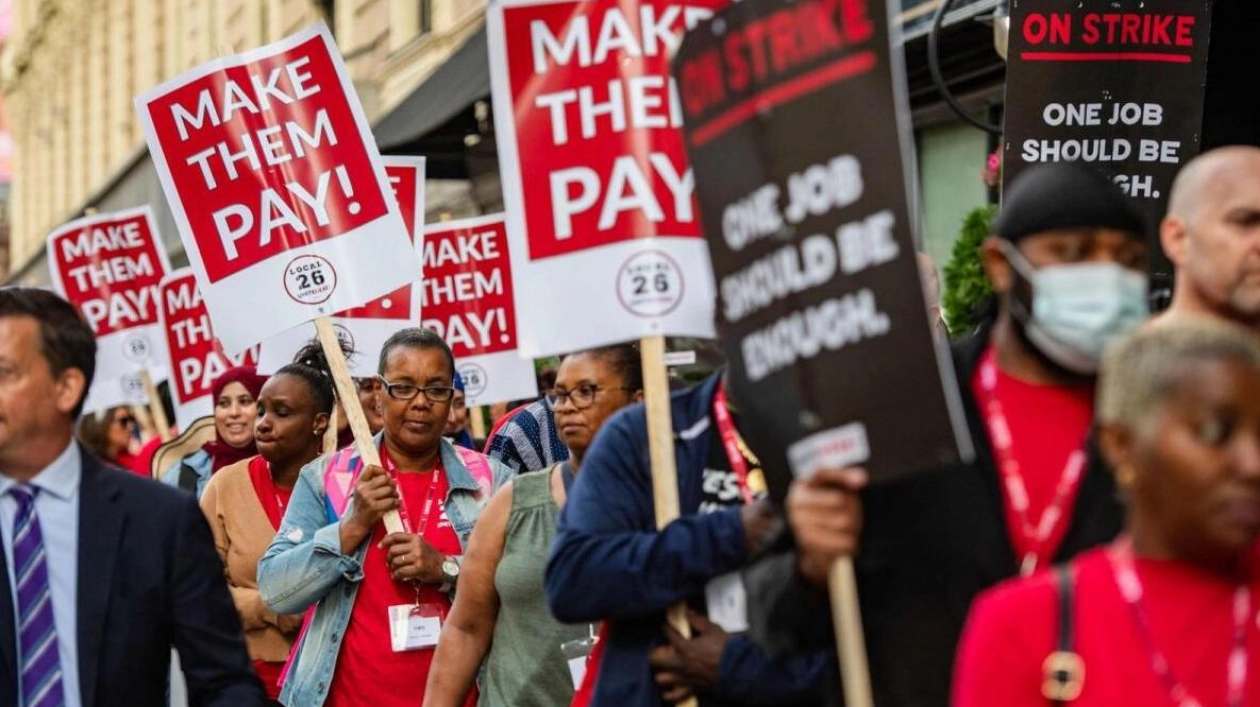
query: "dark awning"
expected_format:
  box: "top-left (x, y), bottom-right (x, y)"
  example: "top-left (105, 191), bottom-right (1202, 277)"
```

top-left (374, 28), bottom-right (489, 152)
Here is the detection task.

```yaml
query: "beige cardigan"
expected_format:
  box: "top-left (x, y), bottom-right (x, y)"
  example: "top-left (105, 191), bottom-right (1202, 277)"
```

top-left (200, 458), bottom-right (302, 662)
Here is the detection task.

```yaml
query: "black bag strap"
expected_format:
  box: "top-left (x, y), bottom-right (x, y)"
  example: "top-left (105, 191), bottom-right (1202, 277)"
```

top-left (1042, 565), bottom-right (1085, 705)
top-left (177, 461), bottom-right (199, 494)
top-left (1056, 565), bottom-right (1074, 655)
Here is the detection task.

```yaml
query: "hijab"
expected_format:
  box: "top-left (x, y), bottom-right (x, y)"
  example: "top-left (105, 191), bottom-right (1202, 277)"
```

top-left (202, 366), bottom-right (267, 472)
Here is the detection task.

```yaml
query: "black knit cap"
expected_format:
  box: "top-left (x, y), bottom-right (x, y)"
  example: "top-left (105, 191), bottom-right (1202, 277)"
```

top-left (994, 162), bottom-right (1148, 243)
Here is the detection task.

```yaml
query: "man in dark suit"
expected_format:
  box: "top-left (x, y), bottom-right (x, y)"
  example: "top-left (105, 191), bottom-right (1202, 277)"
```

top-left (0, 287), bottom-right (264, 707)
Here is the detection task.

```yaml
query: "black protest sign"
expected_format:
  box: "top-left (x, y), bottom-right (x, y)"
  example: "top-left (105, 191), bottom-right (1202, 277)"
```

top-left (1003, 0), bottom-right (1214, 267)
top-left (675, 0), bottom-right (973, 504)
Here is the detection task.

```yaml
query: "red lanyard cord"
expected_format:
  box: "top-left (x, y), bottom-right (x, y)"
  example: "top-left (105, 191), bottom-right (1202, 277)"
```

top-left (976, 350), bottom-right (1087, 576)
top-left (1109, 539), bottom-right (1250, 707)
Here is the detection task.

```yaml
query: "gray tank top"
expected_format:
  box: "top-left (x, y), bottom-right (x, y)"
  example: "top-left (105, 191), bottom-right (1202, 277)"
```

top-left (481, 467), bottom-right (589, 707)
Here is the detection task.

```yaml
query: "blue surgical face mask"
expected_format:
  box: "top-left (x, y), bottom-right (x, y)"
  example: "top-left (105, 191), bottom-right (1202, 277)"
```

top-left (1003, 243), bottom-right (1149, 374)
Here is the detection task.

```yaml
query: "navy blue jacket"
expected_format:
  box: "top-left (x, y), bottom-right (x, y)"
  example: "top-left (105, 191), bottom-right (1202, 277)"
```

top-left (546, 374), bottom-right (828, 707)
top-left (0, 449), bottom-right (264, 707)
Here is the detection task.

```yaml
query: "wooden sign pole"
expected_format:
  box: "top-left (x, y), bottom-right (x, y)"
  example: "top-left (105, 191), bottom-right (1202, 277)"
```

top-left (469, 405), bottom-right (487, 442)
top-left (830, 557), bottom-right (874, 707)
top-left (640, 335), bottom-right (696, 707)
top-left (139, 369), bottom-right (172, 441)
top-left (315, 316), bottom-right (405, 534)
top-left (323, 404), bottom-right (340, 455)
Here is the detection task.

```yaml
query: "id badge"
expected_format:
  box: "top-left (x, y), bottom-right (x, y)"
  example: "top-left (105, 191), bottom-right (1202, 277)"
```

top-left (388, 603), bottom-right (443, 652)
top-left (705, 572), bottom-right (749, 633)
top-left (560, 631), bottom-right (598, 689)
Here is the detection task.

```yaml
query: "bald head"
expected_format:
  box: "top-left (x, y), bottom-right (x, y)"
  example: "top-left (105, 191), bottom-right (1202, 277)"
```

top-left (1162, 145), bottom-right (1260, 327)
top-left (1167, 146), bottom-right (1260, 222)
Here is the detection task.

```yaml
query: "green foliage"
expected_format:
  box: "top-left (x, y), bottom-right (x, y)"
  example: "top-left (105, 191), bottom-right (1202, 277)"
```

top-left (942, 205), bottom-right (998, 335)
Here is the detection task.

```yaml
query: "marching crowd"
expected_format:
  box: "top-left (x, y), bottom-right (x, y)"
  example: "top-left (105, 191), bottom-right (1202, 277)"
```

top-left (1, 145), bottom-right (1260, 707)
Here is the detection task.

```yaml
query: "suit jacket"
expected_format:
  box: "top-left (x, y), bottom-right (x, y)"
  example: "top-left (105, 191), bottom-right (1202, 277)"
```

top-left (0, 448), bottom-right (265, 707)
top-left (745, 331), bottom-right (1124, 707)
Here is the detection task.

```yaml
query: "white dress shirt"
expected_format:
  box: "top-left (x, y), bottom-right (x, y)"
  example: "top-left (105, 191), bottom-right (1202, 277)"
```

top-left (0, 442), bottom-right (82, 707)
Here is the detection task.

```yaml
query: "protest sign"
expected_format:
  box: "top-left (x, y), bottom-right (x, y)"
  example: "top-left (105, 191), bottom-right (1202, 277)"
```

top-left (257, 157), bottom-right (426, 378)
top-left (677, 0), bottom-right (972, 502)
top-left (47, 207), bottom-right (172, 415)
top-left (677, 1), bottom-right (973, 700)
top-left (159, 268), bottom-right (260, 429)
top-left (135, 23), bottom-right (421, 354)
top-left (420, 214), bottom-right (538, 407)
top-left (1002, 0), bottom-right (1214, 268)
top-left (487, 0), bottom-right (729, 357)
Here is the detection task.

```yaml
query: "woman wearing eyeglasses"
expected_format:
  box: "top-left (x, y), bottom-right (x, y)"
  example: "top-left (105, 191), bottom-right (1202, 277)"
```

top-left (953, 317), bottom-right (1260, 707)
top-left (423, 344), bottom-right (643, 707)
top-left (258, 328), bottom-right (512, 707)
top-left (77, 406), bottom-right (146, 475)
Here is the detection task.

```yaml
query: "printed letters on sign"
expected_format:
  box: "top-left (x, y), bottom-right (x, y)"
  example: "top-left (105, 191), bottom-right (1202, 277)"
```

top-left (1001, 0), bottom-right (1214, 272)
top-left (255, 157), bottom-right (426, 379)
top-left (501, 2), bottom-right (723, 260)
top-left (676, 0), bottom-right (972, 501)
top-left (146, 43), bottom-right (386, 282)
top-left (47, 207), bottom-right (173, 414)
top-left (417, 214), bottom-right (537, 407)
top-left (488, 1), bottom-right (724, 356)
top-left (136, 24), bottom-right (421, 353)
top-left (159, 268), bottom-right (259, 427)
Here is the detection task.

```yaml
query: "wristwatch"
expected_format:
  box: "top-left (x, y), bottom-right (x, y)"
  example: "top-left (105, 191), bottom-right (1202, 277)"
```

top-left (440, 556), bottom-right (461, 593)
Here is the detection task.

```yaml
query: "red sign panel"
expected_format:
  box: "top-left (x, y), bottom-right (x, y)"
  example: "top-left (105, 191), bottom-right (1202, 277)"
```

top-left (48, 209), bottom-right (170, 337)
top-left (142, 32), bottom-right (389, 283)
top-left (419, 216), bottom-right (519, 357)
top-left (338, 160), bottom-right (423, 319)
top-left (159, 269), bottom-right (258, 406)
top-left (498, 1), bottom-right (728, 261)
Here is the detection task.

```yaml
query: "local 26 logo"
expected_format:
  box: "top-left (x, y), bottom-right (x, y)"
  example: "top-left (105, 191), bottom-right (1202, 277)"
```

top-left (283, 255), bottom-right (338, 305)
top-left (616, 250), bottom-right (685, 318)
top-left (459, 363), bottom-right (488, 398)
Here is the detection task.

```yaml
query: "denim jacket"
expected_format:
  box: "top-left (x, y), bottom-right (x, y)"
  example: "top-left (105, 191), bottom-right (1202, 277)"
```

top-left (257, 434), bottom-right (512, 706)
top-left (160, 448), bottom-right (212, 498)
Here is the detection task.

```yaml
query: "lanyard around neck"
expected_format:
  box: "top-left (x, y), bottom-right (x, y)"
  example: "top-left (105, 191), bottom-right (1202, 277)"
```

top-left (1108, 538), bottom-right (1250, 707)
top-left (976, 348), bottom-right (1087, 576)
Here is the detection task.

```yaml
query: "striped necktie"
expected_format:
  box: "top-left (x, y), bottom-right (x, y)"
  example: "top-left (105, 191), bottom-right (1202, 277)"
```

top-left (9, 485), bottom-right (65, 707)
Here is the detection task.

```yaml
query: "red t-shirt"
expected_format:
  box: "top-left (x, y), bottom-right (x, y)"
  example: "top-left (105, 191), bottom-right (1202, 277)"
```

top-left (954, 546), bottom-right (1260, 707)
top-left (972, 347), bottom-right (1094, 568)
top-left (325, 464), bottom-right (471, 707)
top-left (114, 448), bottom-right (150, 477)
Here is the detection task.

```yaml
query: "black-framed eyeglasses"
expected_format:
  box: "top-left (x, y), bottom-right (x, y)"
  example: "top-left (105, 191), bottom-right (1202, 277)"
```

top-left (547, 385), bottom-right (633, 410)
top-left (376, 376), bottom-right (456, 403)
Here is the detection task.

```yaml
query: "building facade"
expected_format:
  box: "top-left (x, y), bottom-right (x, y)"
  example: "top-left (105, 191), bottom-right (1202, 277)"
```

top-left (1, 0), bottom-right (486, 284)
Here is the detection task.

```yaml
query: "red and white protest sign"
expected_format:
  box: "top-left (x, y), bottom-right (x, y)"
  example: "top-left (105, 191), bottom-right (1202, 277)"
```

top-left (420, 214), bottom-right (537, 407)
top-left (488, 0), bottom-right (723, 356)
top-left (135, 23), bottom-right (421, 353)
top-left (258, 157), bottom-right (426, 377)
top-left (159, 268), bottom-right (260, 428)
top-left (47, 206), bottom-right (172, 414)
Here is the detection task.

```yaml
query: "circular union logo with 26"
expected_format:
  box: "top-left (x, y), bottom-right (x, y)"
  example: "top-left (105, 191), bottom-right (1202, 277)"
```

top-left (283, 255), bottom-right (338, 305)
top-left (459, 363), bottom-right (488, 398)
top-left (616, 250), bottom-right (686, 318)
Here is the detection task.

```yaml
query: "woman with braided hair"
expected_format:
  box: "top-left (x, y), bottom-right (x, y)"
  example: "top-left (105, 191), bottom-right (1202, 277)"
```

top-left (200, 341), bottom-right (336, 703)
